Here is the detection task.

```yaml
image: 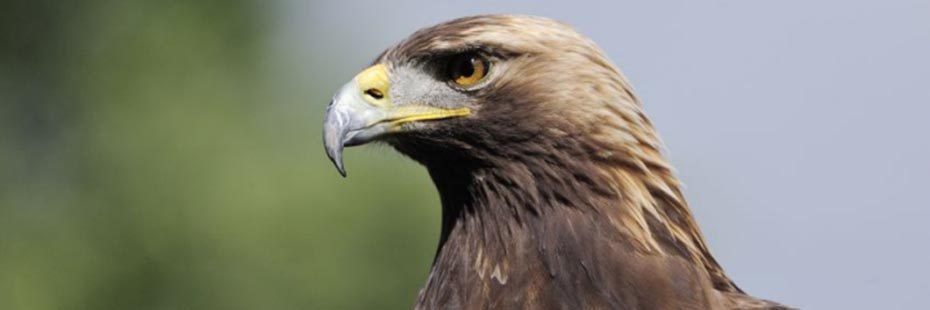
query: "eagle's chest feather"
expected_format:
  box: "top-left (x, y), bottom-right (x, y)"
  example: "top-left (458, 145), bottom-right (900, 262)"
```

top-left (415, 205), bottom-right (723, 310)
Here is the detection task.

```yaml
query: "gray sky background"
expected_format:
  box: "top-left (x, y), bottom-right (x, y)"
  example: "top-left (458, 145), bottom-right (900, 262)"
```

top-left (284, 1), bottom-right (930, 308)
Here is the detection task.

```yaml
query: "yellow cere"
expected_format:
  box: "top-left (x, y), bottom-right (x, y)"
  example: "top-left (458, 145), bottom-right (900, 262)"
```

top-left (355, 64), bottom-right (391, 107)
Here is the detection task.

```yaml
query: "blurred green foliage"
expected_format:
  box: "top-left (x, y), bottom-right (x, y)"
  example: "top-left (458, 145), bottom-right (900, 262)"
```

top-left (1, 1), bottom-right (439, 309)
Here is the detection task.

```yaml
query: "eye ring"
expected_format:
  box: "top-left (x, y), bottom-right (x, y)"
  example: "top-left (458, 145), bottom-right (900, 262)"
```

top-left (446, 53), bottom-right (490, 88)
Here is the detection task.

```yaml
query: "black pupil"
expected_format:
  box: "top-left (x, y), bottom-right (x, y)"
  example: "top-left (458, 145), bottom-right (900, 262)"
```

top-left (455, 56), bottom-right (476, 78)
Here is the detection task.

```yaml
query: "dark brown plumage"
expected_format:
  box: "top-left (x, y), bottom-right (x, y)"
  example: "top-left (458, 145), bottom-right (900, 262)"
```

top-left (324, 14), bottom-right (792, 310)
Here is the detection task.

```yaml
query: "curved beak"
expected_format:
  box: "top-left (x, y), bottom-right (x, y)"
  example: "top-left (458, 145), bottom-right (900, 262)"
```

top-left (323, 64), bottom-right (470, 177)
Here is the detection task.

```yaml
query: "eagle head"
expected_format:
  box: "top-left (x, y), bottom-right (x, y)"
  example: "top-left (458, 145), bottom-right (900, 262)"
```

top-left (321, 14), bottom-right (791, 310)
top-left (324, 15), bottom-right (649, 176)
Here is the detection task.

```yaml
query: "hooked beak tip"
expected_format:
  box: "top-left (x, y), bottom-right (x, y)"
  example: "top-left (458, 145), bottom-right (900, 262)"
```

top-left (324, 142), bottom-right (347, 177)
top-left (324, 137), bottom-right (347, 177)
top-left (323, 99), bottom-right (349, 177)
top-left (333, 157), bottom-right (347, 177)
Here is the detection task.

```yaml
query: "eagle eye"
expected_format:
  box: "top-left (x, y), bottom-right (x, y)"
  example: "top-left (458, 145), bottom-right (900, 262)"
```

top-left (447, 53), bottom-right (489, 88)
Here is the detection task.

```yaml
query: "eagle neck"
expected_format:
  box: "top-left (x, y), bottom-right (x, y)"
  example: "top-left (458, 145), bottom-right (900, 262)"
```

top-left (421, 154), bottom-right (627, 292)
top-left (427, 158), bottom-right (595, 254)
top-left (421, 145), bottom-right (742, 296)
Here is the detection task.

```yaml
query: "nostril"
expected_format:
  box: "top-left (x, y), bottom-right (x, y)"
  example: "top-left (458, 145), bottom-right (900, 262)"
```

top-left (365, 88), bottom-right (384, 100)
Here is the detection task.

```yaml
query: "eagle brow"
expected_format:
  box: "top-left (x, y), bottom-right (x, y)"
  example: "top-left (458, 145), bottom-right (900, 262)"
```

top-left (417, 44), bottom-right (516, 61)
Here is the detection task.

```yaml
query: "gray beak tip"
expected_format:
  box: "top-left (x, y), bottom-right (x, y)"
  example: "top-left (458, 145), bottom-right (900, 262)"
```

top-left (323, 119), bottom-right (348, 178)
top-left (324, 145), bottom-right (347, 177)
top-left (334, 158), bottom-right (347, 177)
top-left (324, 95), bottom-right (356, 178)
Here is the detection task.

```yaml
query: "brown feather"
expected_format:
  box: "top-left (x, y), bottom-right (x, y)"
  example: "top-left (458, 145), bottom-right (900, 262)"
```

top-left (378, 15), bottom-right (792, 310)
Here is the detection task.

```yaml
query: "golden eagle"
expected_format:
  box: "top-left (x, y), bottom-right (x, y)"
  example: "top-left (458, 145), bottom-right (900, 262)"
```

top-left (323, 15), bottom-right (792, 310)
